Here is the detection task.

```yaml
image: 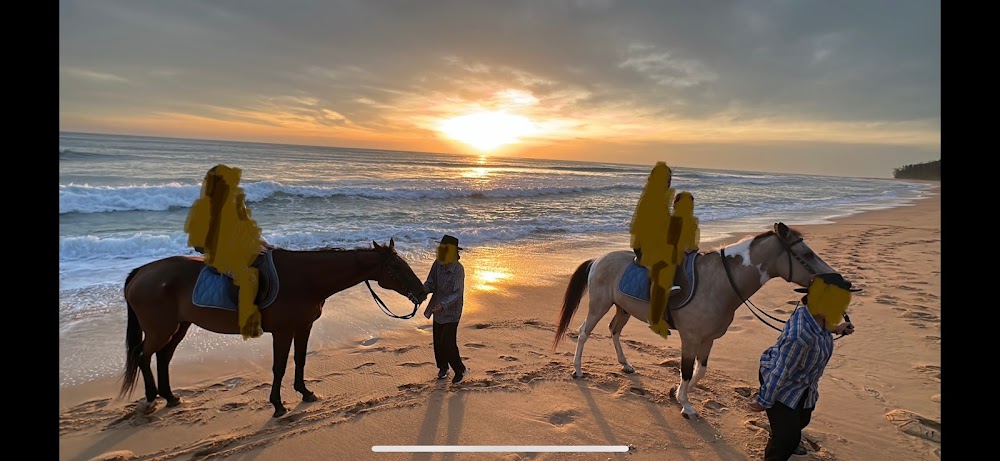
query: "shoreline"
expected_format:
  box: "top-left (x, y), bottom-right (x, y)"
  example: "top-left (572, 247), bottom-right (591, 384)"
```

top-left (59, 186), bottom-right (940, 461)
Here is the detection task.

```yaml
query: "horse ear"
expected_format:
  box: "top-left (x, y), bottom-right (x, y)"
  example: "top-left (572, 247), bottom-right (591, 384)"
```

top-left (775, 222), bottom-right (789, 238)
top-left (373, 240), bottom-right (380, 249)
top-left (389, 238), bottom-right (395, 249)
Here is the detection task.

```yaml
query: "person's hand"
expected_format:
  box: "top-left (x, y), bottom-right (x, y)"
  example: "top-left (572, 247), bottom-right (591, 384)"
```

top-left (833, 322), bottom-right (855, 336)
top-left (431, 306), bottom-right (444, 314)
top-left (749, 401), bottom-right (766, 412)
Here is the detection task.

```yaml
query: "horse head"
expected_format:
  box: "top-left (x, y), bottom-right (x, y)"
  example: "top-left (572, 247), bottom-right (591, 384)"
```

top-left (372, 238), bottom-right (427, 305)
top-left (769, 222), bottom-right (843, 288)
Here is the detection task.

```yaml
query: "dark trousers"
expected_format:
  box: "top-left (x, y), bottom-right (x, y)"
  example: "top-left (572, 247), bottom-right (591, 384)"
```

top-left (760, 371), bottom-right (813, 460)
top-left (432, 321), bottom-right (465, 374)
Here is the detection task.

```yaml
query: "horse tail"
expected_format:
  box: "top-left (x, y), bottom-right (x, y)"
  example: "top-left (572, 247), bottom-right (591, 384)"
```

top-left (552, 259), bottom-right (594, 352)
top-left (119, 267), bottom-right (143, 399)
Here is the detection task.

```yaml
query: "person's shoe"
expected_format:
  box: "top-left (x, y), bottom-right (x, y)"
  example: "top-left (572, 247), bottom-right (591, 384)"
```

top-left (437, 369), bottom-right (448, 380)
top-left (792, 444), bottom-right (807, 456)
top-left (452, 368), bottom-right (467, 384)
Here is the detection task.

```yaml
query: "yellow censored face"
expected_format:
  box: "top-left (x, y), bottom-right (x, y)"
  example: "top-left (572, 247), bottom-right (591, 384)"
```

top-left (806, 278), bottom-right (852, 331)
top-left (437, 243), bottom-right (458, 264)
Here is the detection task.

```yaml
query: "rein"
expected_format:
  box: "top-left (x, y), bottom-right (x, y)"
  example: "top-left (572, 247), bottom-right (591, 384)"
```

top-left (364, 280), bottom-right (419, 319)
top-left (356, 249), bottom-right (422, 319)
top-left (720, 234), bottom-right (850, 340)
top-left (720, 247), bottom-right (787, 332)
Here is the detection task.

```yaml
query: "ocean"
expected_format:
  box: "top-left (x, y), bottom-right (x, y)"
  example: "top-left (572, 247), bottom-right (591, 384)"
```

top-left (58, 131), bottom-right (933, 388)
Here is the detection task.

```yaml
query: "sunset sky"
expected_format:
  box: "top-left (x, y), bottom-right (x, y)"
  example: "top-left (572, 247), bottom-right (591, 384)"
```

top-left (59, 1), bottom-right (940, 178)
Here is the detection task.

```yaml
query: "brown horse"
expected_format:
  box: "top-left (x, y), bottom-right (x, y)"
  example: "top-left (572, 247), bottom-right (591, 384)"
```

top-left (119, 239), bottom-right (427, 417)
top-left (552, 223), bottom-right (845, 418)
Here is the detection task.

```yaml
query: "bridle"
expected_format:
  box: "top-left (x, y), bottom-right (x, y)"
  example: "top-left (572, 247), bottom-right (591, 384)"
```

top-left (720, 232), bottom-right (815, 332)
top-left (720, 232), bottom-right (852, 340)
top-left (359, 249), bottom-right (423, 319)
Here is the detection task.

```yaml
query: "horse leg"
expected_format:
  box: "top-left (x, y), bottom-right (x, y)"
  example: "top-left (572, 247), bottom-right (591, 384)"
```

top-left (688, 339), bottom-right (714, 392)
top-left (269, 330), bottom-right (294, 418)
top-left (673, 338), bottom-right (699, 418)
top-left (155, 322), bottom-right (191, 407)
top-left (609, 306), bottom-right (634, 374)
top-left (573, 299), bottom-right (611, 379)
top-left (292, 323), bottom-right (318, 403)
top-left (135, 332), bottom-right (172, 414)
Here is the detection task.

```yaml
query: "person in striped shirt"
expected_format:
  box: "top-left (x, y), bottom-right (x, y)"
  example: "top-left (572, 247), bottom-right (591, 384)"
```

top-left (749, 273), bottom-right (859, 460)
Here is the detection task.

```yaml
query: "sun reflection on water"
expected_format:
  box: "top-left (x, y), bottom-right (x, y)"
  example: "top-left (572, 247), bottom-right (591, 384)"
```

top-left (461, 167), bottom-right (491, 179)
top-left (473, 269), bottom-right (511, 292)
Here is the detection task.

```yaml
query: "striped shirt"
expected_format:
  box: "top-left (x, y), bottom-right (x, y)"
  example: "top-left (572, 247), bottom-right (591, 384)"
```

top-left (422, 260), bottom-right (465, 324)
top-left (756, 304), bottom-right (834, 409)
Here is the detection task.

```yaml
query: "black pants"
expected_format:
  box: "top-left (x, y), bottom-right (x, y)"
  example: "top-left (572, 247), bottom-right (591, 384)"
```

top-left (432, 321), bottom-right (465, 374)
top-left (759, 371), bottom-right (813, 461)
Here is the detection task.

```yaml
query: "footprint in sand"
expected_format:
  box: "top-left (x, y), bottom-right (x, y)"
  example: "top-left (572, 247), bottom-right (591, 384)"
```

top-left (659, 358), bottom-right (681, 368)
top-left (885, 409), bottom-right (941, 443)
top-left (391, 345), bottom-right (419, 354)
top-left (547, 409), bottom-right (579, 426)
top-left (354, 362), bottom-right (377, 369)
top-left (519, 372), bottom-right (541, 383)
top-left (219, 402), bottom-right (247, 411)
top-left (360, 337), bottom-right (380, 346)
top-left (473, 323), bottom-right (492, 329)
top-left (464, 342), bottom-right (487, 348)
top-left (88, 450), bottom-right (135, 461)
top-left (703, 399), bottom-right (726, 411)
top-left (912, 364), bottom-right (941, 381)
top-left (900, 311), bottom-right (940, 322)
top-left (398, 362), bottom-right (433, 368)
top-left (733, 386), bottom-right (754, 398)
top-left (499, 355), bottom-right (519, 361)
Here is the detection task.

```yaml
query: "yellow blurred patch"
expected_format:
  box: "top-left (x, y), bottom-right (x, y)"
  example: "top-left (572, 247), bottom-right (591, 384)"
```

top-left (806, 278), bottom-right (852, 332)
top-left (629, 163), bottom-right (700, 339)
top-left (184, 164), bottom-right (264, 339)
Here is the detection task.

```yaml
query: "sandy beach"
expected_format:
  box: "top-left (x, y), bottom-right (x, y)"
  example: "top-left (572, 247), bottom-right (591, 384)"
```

top-left (58, 185), bottom-right (941, 461)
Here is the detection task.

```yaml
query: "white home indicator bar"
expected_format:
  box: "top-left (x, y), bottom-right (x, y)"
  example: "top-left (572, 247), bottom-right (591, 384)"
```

top-left (372, 445), bottom-right (629, 452)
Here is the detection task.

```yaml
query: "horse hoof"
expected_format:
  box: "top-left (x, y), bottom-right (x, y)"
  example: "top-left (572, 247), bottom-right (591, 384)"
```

top-left (165, 397), bottom-right (182, 408)
top-left (135, 400), bottom-right (158, 415)
top-left (682, 412), bottom-right (691, 420)
top-left (572, 372), bottom-right (583, 379)
top-left (302, 392), bottom-right (318, 403)
top-left (622, 366), bottom-right (635, 374)
top-left (273, 407), bottom-right (287, 418)
top-left (668, 387), bottom-right (677, 400)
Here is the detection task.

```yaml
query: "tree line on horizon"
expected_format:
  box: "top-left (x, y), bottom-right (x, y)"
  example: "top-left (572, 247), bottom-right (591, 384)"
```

top-left (892, 159), bottom-right (939, 180)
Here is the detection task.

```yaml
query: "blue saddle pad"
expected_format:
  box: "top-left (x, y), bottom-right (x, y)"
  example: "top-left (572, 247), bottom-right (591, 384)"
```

top-left (192, 250), bottom-right (279, 311)
top-left (618, 251), bottom-right (698, 304)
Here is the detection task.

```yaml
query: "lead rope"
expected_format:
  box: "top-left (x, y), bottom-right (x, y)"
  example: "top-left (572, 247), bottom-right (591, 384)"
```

top-left (365, 280), bottom-right (418, 319)
top-left (356, 250), bottom-right (420, 319)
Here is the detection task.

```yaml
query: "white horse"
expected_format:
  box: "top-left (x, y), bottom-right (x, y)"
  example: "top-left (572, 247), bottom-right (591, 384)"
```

top-left (552, 222), bottom-right (843, 418)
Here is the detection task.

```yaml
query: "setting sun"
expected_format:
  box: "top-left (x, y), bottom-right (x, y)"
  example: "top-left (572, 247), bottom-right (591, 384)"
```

top-left (438, 111), bottom-right (537, 151)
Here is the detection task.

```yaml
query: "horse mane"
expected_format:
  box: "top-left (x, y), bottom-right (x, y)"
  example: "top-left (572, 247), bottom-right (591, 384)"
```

top-left (706, 226), bottom-right (805, 253)
top-left (277, 245), bottom-right (376, 253)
